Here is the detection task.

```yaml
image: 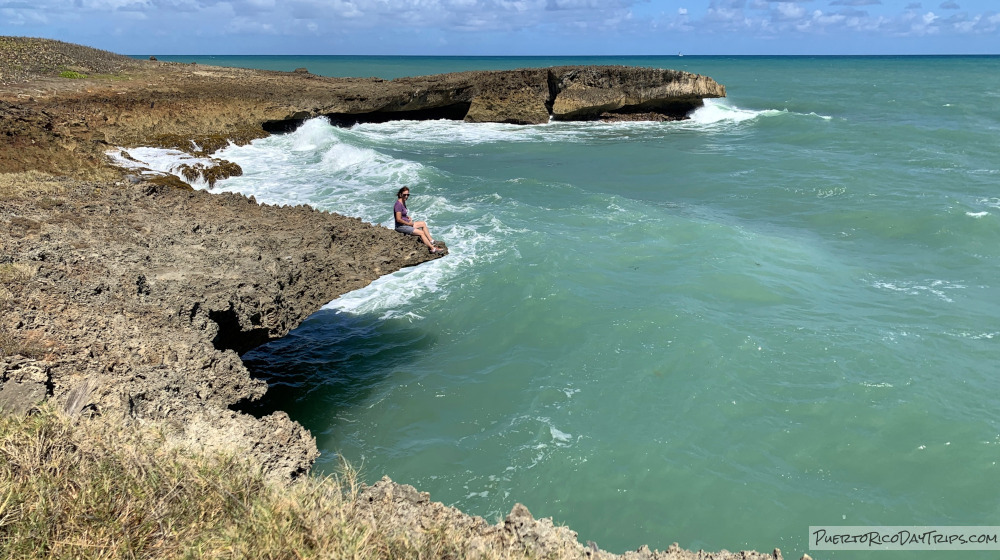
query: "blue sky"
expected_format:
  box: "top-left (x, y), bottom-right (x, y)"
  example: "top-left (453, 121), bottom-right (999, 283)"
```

top-left (1, 1), bottom-right (998, 55)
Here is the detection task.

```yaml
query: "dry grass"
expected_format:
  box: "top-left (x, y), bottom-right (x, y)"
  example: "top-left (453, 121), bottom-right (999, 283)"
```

top-left (0, 409), bottom-right (370, 559)
top-left (0, 171), bottom-right (70, 199)
top-left (0, 263), bottom-right (32, 286)
top-left (0, 330), bottom-right (50, 360)
top-left (0, 37), bottom-right (140, 84)
top-left (0, 409), bottom-right (545, 560)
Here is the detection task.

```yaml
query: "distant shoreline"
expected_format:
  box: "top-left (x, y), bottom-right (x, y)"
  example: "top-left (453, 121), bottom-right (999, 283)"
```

top-left (126, 52), bottom-right (1000, 81)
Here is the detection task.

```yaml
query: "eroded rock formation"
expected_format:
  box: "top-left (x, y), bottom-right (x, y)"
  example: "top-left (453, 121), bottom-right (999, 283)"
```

top-left (1, 37), bottom-right (724, 180)
top-left (0, 38), bottom-right (795, 560)
top-left (0, 172), bottom-right (445, 479)
top-left (359, 477), bottom-right (788, 560)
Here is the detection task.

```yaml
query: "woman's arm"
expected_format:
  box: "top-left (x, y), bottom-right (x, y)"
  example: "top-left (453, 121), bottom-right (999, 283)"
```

top-left (395, 210), bottom-right (412, 225)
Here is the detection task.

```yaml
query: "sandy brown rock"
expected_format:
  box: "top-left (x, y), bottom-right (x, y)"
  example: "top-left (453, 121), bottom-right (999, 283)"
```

top-left (461, 68), bottom-right (553, 124)
top-left (359, 477), bottom-right (787, 560)
top-left (551, 66), bottom-right (726, 121)
top-left (0, 38), bottom-right (792, 560)
top-left (0, 172), bottom-right (445, 478)
top-left (1, 37), bottom-right (725, 179)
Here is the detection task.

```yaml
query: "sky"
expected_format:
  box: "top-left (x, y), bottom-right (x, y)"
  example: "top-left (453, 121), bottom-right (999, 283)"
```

top-left (1, 1), bottom-right (998, 56)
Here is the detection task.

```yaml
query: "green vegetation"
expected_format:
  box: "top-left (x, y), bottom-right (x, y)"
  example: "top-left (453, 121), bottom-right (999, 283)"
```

top-left (0, 408), bottom-right (543, 560)
top-left (57, 70), bottom-right (87, 79)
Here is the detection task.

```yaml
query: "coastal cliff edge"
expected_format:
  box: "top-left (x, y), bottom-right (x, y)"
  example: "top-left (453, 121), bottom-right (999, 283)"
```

top-left (0, 38), bottom-right (803, 559)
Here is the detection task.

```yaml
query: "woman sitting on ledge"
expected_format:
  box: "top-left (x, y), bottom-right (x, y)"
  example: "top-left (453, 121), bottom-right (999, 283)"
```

top-left (394, 186), bottom-right (443, 254)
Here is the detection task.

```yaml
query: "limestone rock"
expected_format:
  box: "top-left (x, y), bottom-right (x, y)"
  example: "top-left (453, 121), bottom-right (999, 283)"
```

top-left (358, 476), bottom-right (792, 560)
top-left (550, 66), bottom-right (727, 121)
top-left (461, 67), bottom-right (553, 124)
top-left (0, 357), bottom-right (49, 414)
top-left (1, 176), bottom-right (444, 480)
top-left (1, 40), bottom-right (727, 178)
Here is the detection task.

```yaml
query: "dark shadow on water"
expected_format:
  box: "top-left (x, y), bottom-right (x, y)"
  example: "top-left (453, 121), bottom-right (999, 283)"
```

top-left (233, 308), bottom-right (435, 438)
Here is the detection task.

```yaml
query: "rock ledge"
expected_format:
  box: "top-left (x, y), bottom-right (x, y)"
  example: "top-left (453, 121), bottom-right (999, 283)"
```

top-left (0, 38), bottom-right (804, 560)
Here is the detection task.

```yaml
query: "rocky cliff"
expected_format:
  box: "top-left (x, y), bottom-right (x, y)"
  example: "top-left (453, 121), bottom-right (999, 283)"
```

top-left (0, 171), bottom-right (446, 478)
top-left (0, 39), bottom-right (803, 560)
top-left (1, 37), bottom-right (724, 180)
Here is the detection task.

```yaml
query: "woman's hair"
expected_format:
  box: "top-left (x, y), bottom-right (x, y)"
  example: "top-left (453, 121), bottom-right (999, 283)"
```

top-left (396, 186), bottom-right (409, 207)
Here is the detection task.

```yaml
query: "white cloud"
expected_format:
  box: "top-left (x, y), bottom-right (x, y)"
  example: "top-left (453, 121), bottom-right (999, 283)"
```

top-left (225, 17), bottom-right (276, 34)
top-left (4, 0), bottom-right (999, 53)
top-left (0, 6), bottom-right (49, 24)
top-left (775, 2), bottom-right (806, 20)
top-left (80, 0), bottom-right (151, 9)
top-left (811, 9), bottom-right (845, 25)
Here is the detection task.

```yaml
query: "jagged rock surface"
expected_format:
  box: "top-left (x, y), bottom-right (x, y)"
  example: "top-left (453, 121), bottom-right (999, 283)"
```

top-left (0, 38), bottom-right (798, 560)
top-left (360, 477), bottom-right (788, 560)
top-left (549, 66), bottom-right (726, 120)
top-left (0, 173), bottom-right (444, 479)
top-left (1, 36), bottom-right (725, 179)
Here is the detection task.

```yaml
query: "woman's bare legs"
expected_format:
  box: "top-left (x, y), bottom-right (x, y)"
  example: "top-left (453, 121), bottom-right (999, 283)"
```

top-left (413, 228), bottom-right (437, 251)
top-left (413, 220), bottom-right (434, 245)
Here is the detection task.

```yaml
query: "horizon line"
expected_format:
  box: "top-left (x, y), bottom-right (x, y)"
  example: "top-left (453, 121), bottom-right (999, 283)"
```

top-left (132, 53), bottom-right (1000, 58)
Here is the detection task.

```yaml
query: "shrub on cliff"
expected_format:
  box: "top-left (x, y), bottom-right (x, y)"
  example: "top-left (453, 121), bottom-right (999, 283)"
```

top-left (57, 70), bottom-right (87, 79)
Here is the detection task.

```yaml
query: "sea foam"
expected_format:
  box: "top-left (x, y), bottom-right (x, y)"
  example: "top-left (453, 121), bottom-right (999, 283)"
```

top-left (214, 118), bottom-right (511, 317)
top-left (105, 147), bottom-right (220, 189)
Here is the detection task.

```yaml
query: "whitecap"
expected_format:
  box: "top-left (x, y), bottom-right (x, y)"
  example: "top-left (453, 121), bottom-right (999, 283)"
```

top-left (949, 331), bottom-right (998, 340)
top-left (549, 425), bottom-right (572, 443)
top-left (870, 278), bottom-right (966, 303)
top-left (214, 118), bottom-right (427, 219)
top-left (325, 222), bottom-right (506, 318)
top-left (340, 98), bottom-right (804, 148)
top-left (105, 147), bottom-right (220, 189)
top-left (685, 98), bottom-right (772, 126)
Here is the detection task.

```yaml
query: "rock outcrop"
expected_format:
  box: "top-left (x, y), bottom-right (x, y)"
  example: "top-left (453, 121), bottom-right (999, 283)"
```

top-left (549, 66), bottom-right (725, 120)
top-left (360, 477), bottom-right (788, 560)
top-left (0, 38), bottom-right (794, 560)
top-left (290, 65), bottom-right (725, 126)
top-left (1, 37), bottom-right (724, 180)
top-left (1, 172), bottom-right (445, 479)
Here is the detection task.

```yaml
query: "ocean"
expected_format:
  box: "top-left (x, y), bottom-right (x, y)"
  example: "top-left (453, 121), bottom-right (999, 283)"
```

top-left (132, 55), bottom-right (1000, 558)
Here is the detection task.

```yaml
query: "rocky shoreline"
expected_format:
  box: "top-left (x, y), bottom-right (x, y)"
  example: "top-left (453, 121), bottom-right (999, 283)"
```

top-left (1, 38), bottom-right (806, 559)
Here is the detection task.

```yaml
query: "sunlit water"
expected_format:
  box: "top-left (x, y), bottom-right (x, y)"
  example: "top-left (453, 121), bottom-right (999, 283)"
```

top-left (125, 56), bottom-right (1000, 558)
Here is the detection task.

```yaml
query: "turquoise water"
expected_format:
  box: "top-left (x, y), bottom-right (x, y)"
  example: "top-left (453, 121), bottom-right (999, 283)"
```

top-left (191, 56), bottom-right (999, 558)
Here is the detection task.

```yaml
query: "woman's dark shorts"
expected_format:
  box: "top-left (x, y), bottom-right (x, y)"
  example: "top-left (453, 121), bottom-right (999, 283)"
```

top-left (395, 225), bottom-right (415, 235)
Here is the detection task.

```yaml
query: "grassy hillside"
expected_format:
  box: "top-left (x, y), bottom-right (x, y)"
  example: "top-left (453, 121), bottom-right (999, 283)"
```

top-left (0, 37), bottom-right (140, 84)
top-left (0, 408), bottom-right (542, 560)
